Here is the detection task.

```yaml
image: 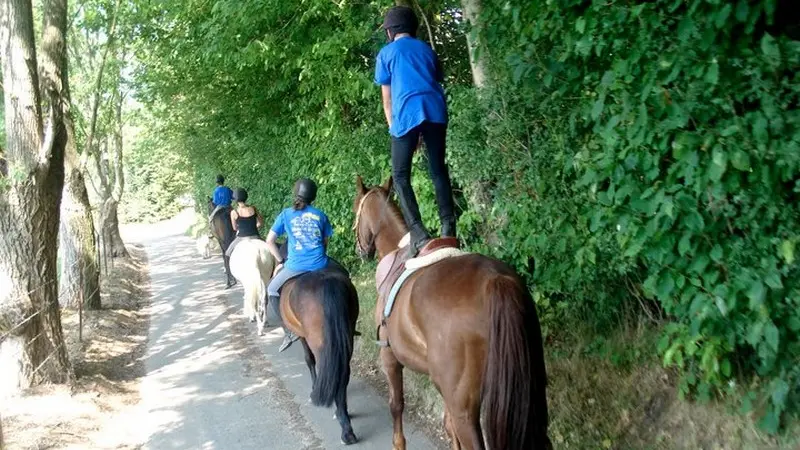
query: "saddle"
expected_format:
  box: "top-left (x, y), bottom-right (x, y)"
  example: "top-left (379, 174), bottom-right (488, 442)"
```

top-left (375, 238), bottom-right (467, 347)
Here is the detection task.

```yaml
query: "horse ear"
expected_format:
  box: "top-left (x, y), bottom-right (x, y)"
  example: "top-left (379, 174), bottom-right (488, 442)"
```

top-left (383, 176), bottom-right (393, 193)
top-left (356, 175), bottom-right (367, 194)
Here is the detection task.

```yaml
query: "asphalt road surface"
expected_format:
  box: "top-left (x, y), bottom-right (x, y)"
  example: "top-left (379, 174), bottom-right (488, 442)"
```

top-left (125, 213), bottom-right (442, 450)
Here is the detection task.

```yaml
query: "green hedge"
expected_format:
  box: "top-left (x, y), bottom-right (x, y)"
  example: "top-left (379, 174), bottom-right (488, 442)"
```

top-left (132, 0), bottom-right (799, 432)
top-left (462, 0), bottom-right (800, 431)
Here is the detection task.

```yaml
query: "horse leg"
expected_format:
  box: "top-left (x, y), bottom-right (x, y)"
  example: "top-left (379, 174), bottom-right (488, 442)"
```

top-left (445, 395), bottom-right (484, 450)
top-left (334, 365), bottom-right (357, 445)
top-left (381, 348), bottom-right (406, 450)
top-left (258, 291), bottom-right (268, 331)
top-left (443, 407), bottom-right (461, 450)
top-left (223, 255), bottom-right (235, 287)
top-left (299, 338), bottom-right (317, 385)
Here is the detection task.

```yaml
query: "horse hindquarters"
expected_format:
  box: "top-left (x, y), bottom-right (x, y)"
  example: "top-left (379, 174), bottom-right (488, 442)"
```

top-left (481, 275), bottom-right (551, 450)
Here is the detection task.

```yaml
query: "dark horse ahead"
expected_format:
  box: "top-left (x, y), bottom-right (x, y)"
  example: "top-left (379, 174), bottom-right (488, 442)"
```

top-left (207, 197), bottom-right (236, 287)
top-left (279, 268), bottom-right (360, 445)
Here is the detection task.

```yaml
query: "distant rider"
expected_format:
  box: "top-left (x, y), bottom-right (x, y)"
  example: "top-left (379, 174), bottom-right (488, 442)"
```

top-left (208, 174), bottom-right (233, 222)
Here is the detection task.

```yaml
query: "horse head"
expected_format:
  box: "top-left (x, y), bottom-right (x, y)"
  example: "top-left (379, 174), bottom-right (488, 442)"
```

top-left (353, 175), bottom-right (404, 260)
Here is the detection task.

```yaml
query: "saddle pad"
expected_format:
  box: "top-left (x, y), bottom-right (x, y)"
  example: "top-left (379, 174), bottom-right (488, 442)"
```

top-left (405, 247), bottom-right (469, 270)
top-left (383, 266), bottom-right (419, 318)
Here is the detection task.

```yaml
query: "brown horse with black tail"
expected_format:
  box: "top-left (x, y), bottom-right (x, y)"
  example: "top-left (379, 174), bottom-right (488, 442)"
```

top-left (353, 176), bottom-right (551, 450)
top-left (207, 196), bottom-right (236, 287)
top-left (279, 268), bottom-right (360, 445)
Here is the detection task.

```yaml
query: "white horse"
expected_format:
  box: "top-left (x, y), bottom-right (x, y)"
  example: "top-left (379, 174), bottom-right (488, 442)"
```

top-left (229, 238), bottom-right (276, 335)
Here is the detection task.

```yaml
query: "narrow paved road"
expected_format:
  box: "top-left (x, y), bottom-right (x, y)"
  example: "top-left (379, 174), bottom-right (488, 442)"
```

top-left (124, 213), bottom-right (441, 450)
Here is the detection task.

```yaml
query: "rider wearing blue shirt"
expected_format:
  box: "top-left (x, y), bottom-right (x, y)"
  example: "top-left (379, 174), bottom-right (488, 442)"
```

top-left (208, 174), bottom-right (234, 221)
top-left (266, 178), bottom-right (343, 352)
top-left (375, 6), bottom-right (457, 257)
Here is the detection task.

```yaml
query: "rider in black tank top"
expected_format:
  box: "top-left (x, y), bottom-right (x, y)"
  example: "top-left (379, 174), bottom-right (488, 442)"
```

top-left (236, 214), bottom-right (259, 237)
top-left (224, 188), bottom-right (264, 269)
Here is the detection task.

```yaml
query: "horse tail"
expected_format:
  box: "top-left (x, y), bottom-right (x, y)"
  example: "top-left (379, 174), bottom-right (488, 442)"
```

top-left (229, 243), bottom-right (262, 319)
top-left (310, 273), bottom-right (355, 407)
top-left (482, 274), bottom-right (551, 450)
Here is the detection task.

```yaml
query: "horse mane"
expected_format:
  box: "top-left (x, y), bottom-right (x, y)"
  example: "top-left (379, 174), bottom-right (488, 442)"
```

top-left (370, 187), bottom-right (406, 231)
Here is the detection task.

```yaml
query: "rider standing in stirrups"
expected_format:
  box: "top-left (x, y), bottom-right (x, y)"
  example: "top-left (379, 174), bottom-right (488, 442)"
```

top-left (208, 174), bottom-right (233, 222)
top-left (375, 6), bottom-right (458, 257)
top-left (265, 178), bottom-right (346, 352)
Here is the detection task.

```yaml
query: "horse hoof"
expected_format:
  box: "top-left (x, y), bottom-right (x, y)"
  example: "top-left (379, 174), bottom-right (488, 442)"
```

top-left (341, 431), bottom-right (358, 445)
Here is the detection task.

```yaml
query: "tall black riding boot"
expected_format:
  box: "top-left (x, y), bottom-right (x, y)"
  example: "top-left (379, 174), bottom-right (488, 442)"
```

top-left (441, 215), bottom-right (457, 239)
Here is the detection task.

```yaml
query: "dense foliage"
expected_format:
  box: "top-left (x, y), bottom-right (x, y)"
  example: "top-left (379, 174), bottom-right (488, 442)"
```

top-left (130, 0), bottom-right (799, 431)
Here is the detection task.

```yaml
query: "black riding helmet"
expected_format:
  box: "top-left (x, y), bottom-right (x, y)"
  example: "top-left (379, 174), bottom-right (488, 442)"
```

top-left (216, 174), bottom-right (225, 185)
top-left (293, 178), bottom-right (317, 203)
top-left (233, 188), bottom-right (248, 203)
top-left (382, 6), bottom-right (418, 38)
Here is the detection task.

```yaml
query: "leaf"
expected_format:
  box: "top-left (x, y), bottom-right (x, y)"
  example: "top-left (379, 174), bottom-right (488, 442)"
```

top-left (575, 17), bottom-right (586, 34)
top-left (715, 295), bottom-right (728, 316)
top-left (731, 150), bottom-right (751, 171)
top-left (600, 70), bottom-right (615, 88)
top-left (677, 17), bottom-right (694, 42)
top-left (704, 62), bottom-right (719, 85)
top-left (678, 233), bottom-right (692, 256)
top-left (759, 410), bottom-right (780, 435)
top-left (720, 124), bottom-right (739, 137)
top-left (765, 272), bottom-right (783, 290)
top-left (709, 145), bottom-right (727, 182)
top-left (657, 272), bottom-right (676, 300)
top-left (735, 0), bottom-right (749, 22)
top-left (771, 379), bottom-right (789, 407)
top-left (788, 316), bottom-right (800, 331)
top-left (764, 322), bottom-right (779, 352)
top-left (721, 358), bottom-right (732, 377)
top-left (710, 244), bottom-right (723, 262)
top-left (760, 34), bottom-right (780, 61)
top-left (753, 114), bottom-right (769, 143)
top-left (780, 239), bottom-right (795, 265)
top-left (591, 95), bottom-right (605, 120)
top-left (747, 280), bottom-right (765, 309)
top-left (714, 4), bottom-right (733, 28)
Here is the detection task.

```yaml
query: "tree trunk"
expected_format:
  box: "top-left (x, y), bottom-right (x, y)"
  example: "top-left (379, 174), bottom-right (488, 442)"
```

top-left (0, 0), bottom-right (71, 395)
top-left (460, 0), bottom-right (488, 89)
top-left (59, 130), bottom-right (101, 309)
top-left (100, 197), bottom-right (128, 258)
top-left (59, 29), bottom-right (101, 309)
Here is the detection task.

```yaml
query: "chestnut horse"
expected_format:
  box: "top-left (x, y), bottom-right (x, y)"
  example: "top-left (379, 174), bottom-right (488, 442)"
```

top-left (279, 268), bottom-right (360, 445)
top-left (353, 176), bottom-right (551, 450)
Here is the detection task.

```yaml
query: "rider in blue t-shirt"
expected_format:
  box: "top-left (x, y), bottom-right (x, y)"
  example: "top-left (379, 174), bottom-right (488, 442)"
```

top-left (266, 178), bottom-right (344, 352)
top-left (375, 6), bottom-right (457, 257)
top-left (208, 174), bottom-right (234, 222)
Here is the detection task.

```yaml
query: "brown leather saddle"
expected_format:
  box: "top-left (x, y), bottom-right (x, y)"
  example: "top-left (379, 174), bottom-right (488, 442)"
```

top-left (374, 237), bottom-right (459, 347)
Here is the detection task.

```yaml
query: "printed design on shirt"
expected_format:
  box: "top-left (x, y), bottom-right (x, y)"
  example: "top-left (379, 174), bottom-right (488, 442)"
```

top-left (289, 212), bottom-right (323, 251)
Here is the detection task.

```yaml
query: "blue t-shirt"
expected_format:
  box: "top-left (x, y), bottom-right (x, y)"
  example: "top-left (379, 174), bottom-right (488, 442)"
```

top-left (374, 37), bottom-right (447, 138)
top-left (213, 186), bottom-right (233, 206)
top-left (271, 206), bottom-right (333, 271)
